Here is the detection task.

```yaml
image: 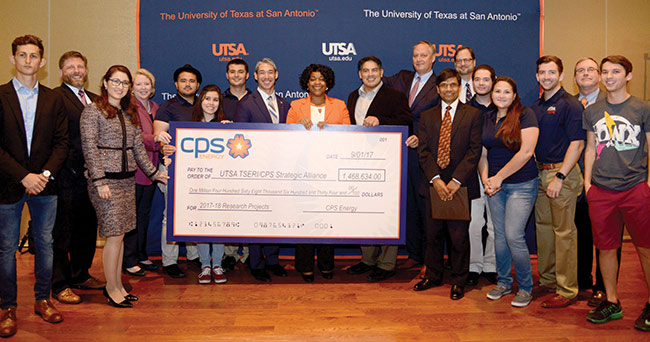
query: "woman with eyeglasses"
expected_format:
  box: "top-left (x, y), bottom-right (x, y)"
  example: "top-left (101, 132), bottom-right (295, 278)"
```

top-left (80, 65), bottom-right (167, 308)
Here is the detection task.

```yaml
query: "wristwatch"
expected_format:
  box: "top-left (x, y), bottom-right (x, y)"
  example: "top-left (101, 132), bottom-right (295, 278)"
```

top-left (555, 172), bottom-right (566, 180)
top-left (42, 170), bottom-right (53, 180)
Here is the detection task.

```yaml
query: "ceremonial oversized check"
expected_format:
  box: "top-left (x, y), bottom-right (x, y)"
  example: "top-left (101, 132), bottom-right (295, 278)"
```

top-left (167, 122), bottom-right (408, 244)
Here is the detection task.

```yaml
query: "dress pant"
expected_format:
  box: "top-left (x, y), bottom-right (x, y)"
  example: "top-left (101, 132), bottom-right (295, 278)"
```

top-left (405, 148), bottom-right (427, 263)
top-left (159, 179), bottom-right (198, 267)
top-left (123, 183), bottom-right (156, 269)
top-left (360, 245), bottom-right (398, 271)
top-left (295, 244), bottom-right (334, 273)
top-left (249, 244), bottom-right (280, 270)
top-left (423, 194), bottom-right (470, 286)
top-left (535, 166), bottom-right (582, 299)
top-left (225, 244), bottom-right (249, 262)
top-left (51, 168), bottom-right (98, 294)
top-left (469, 179), bottom-right (496, 274)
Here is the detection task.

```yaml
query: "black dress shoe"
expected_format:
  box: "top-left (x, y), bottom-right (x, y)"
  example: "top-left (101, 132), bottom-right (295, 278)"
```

top-left (482, 272), bottom-right (498, 284)
top-left (413, 278), bottom-right (441, 291)
top-left (138, 262), bottom-right (159, 271)
top-left (301, 273), bottom-right (314, 283)
top-left (366, 268), bottom-right (396, 282)
top-left (251, 269), bottom-right (272, 282)
top-left (266, 264), bottom-right (288, 277)
top-left (123, 267), bottom-right (146, 277)
top-left (450, 285), bottom-right (464, 300)
top-left (163, 264), bottom-right (185, 278)
top-left (467, 272), bottom-right (480, 286)
top-left (125, 294), bottom-right (138, 302)
top-left (346, 262), bottom-right (373, 275)
top-left (222, 256), bottom-right (237, 272)
top-left (187, 258), bottom-right (202, 269)
top-left (321, 270), bottom-right (334, 280)
top-left (103, 288), bottom-right (132, 308)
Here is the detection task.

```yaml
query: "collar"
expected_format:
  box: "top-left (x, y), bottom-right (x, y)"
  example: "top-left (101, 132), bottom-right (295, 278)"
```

top-left (175, 93), bottom-right (195, 106)
top-left (12, 77), bottom-right (38, 95)
top-left (540, 86), bottom-right (566, 104)
top-left (64, 83), bottom-right (84, 95)
top-left (359, 82), bottom-right (383, 96)
top-left (441, 98), bottom-right (460, 113)
top-left (257, 87), bottom-right (276, 99)
top-left (414, 70), bottom-right (433, 84)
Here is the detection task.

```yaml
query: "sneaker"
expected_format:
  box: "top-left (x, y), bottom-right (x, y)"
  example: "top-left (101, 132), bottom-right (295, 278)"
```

top-left (511, 290), bottom-right (532, 307)
top-left (586, 300), bottom-right (623, 324)
top-left (634, 302), bottom-right (650, 332)
top-left (487, 285), bottom-right (512, 300)
top-left (198, 267), bottom-right (212, 284)
top-left (212, 266), bottom-right (227, 284)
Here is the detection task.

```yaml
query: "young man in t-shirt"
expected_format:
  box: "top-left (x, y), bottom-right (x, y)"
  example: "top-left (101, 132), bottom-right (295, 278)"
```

top-left (582, 55), bottom-right (650, 332)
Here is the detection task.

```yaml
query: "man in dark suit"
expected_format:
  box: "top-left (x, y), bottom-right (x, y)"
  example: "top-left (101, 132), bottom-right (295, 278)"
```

top-left (384, 41), bottom-right (440, 270)
top-left (414, 69), bottom-right (483, 300)
top-left (50, 51), bottom-right (104, 306)
top-left (346, 56), bottom-right (413, 282)
top-left (0, 34), bottom-right (68, 337)
top-left (233, 57), bottom-right (289, 282)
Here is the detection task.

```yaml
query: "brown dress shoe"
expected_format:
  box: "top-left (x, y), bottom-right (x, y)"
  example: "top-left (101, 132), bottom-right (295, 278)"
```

top-left (0, 308), bottom-right (17, 338)
top-left (72, 276), bottom-right (105, 290)
top-left (588, 290), bottom-right (606, 307)
top-left (54, 288), bottom-right (82, 304)
top-left (541, 294), bottom-right (577, 309)
top-left (34, 299), bottom-right (63, 323)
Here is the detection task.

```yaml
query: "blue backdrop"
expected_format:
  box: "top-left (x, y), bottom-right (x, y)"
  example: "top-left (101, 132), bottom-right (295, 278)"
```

top-left (139, 0), bottom-right (541, 256)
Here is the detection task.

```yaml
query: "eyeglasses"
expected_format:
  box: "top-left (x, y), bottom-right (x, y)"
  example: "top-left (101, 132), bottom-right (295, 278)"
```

top-left (455, 58), bottom-right (474, 64)
top-left (108, 78), bottom-right (131, 87)
top-left (576, 67), bottom-right (598, 74)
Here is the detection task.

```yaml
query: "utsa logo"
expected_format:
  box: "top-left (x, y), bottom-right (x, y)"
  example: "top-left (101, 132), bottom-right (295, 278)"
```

top-left (322, 42), bottom-right (356, 62)
top-left (212, 43), bottom-right (249, 61)
top-left (432, 44), bottom-right (461, 62)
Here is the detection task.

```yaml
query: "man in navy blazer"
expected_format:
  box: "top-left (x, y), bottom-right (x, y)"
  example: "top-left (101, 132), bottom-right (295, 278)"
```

top-left (346, 56), bottom-right (412, 282)
top-left (414, 69), bottom-right (483, 300)
top-left (51, 51), bottom-right (104, 306)
top-left (233, 58), bottom-right (289, 282)
top-left (383, 41), bottom-right (440, 270)
top-left (0, 35), bottom-right (68, 337)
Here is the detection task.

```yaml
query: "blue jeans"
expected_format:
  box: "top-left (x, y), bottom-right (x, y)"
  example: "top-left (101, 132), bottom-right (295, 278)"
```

top-left (486, 178), bottom-right (538, 293)
top-left (198, 243), bottom-right (225, 268)
top-left (0, 194), bottom-right (57, 308)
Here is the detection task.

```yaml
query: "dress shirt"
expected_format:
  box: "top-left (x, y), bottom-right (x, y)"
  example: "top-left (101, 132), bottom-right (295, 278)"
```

top-left (410, 70), bottom-right (433, 102)
top-left (459, 79), bottom-right (473, 103)
top-left (12, 77), bottom-right (39, 156)
top-left (577, 88), bottom-right (600, 108)
top-left (354, 82), bottom-right (383, 125)
top-left (431, 98), bottom-right (461, 184)
top-left (257, 87), bottom-right (279, 123)
top-left (64, 83), bottom-right (92, 105)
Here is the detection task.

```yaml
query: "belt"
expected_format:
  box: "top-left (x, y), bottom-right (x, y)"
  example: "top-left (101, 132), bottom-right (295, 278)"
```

top-left (537, 162), bottom-right (562, 170)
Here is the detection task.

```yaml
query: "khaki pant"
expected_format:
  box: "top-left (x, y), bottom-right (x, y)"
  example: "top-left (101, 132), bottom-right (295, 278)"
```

top-left (360, 245), bottom-right (398, 271)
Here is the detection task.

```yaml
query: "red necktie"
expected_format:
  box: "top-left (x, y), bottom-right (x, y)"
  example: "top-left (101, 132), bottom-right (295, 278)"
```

top-left (408, 76), bottom-right (420, 107)
top-left (78, 89), bottom-right (88, 107)
top-left (437, 106), bottom-right (452, 169)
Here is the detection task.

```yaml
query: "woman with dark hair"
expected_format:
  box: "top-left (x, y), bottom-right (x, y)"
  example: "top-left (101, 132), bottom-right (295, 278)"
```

top-left (80, 65), bottom-right (167, 307)
top-left (287, 64), bottom-right (350, 282)
top-left (192, 85), bottom-right (228, 284)
top-left (478, 76), bottom-right (539, 307)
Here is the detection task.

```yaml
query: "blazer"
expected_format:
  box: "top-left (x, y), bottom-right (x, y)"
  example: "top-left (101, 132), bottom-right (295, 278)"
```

top-left (134, 99), bottom-right (160, 185)
top-left (286, 95), bottom-right (350, 125)
top-left (346, 84), bottom-right (413, 131)
top-left (233, 90), bottom-right (289, 123)
top-left (417, 101), bottom-right (483, 200)
top-left (53, 83), bottom-right (98, 173)
top-left (0, 81), bottom-right (69, 203)
top-left (384, 70), bottom-right (440, 134)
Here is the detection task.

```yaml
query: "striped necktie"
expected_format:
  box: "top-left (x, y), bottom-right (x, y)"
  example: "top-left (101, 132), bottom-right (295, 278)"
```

top-left (78, 89), bottom-right (88, 107)
top-left (465, 83), bottom-right (472, 102)
top-left (267, 95), bottom-right (278, 122)
top-left (437, 106), bottom-right (452, 169)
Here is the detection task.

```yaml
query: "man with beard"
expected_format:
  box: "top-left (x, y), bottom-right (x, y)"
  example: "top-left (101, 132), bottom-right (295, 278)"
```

top-left (51, 51), bottom-right (105, 305)
top-left (454, 47), bottom-right (476, 104)
top-left (153, 64), bottom-right (202, 278)
top-left (531, 55), bottom-right (585, 309)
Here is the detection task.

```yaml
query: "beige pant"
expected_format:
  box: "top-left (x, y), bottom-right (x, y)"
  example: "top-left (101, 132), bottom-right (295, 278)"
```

top-left (360, 245), bottom-right (398, 271)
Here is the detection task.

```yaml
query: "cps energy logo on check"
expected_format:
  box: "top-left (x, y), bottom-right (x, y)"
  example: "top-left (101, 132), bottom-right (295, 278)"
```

top-left (180, 134), bottom-right (252, 159)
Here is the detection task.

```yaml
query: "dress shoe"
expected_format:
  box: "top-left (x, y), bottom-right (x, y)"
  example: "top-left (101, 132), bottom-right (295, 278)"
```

top-left (222, 256), bottom-right (237, 272)
top-left (443, 258), bottom-right (451, 270)
top-left (123, 266), bottom-right (146, 277)
top-left (138, 261), bottom-right (159, 271)
top-left (34, 299), bottom-right (63, 323)
top-left (163, 264), bottom-right (186, 278)
top-left (102, 288), bottom-right (133, 308)
top-left (251, 269), bottom-right (272, 282)
top-left (346, 262), bottom-right (373, 275)
top-left (467, 272), bottom-right (480, 286)
top-left (125, 294), bottom-right (138, 302)
top-left (266, 264), bottom-right (288, 277)
top-left (54, 288), bottom-right (82, 304)
top-left (0, 308), bottom-right (17, 338)
top-left (482, 272), bottom-right (498, 284)
top-left (397, 258), bottom-right (423, 270)
top-left (72, 276), bottom-right (105, 290)
top-left (451, 285), bottom-right (465, 300)
top-left (321, 270), bottom-right (334, 280)
top-left (301, 273), bottom-right (315, 283)
top-left (413, 278), bottom-right (441, 291)
top-left (588, 290), bottom-right (606, 307)
top-left (541, 294), bottom-right (577, 308)
top-left (366, 268), bottom-right (396, 282)
top-left (187, 257), bottom-right (202, 269)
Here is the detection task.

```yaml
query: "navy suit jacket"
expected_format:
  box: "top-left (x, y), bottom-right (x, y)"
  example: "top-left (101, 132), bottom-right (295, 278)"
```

top-left (54, 84), bottom-right (97, 173)
top-left (0, 81), bottom-right (69, 203)
top-left (417, 102), bottom-right (483, 200)
top-left (233, 90), bottom-right (289, 123)
top-left (346, 84), bottom-right (412, 132)
top-left (384, 70), bottom-right (440, 135)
